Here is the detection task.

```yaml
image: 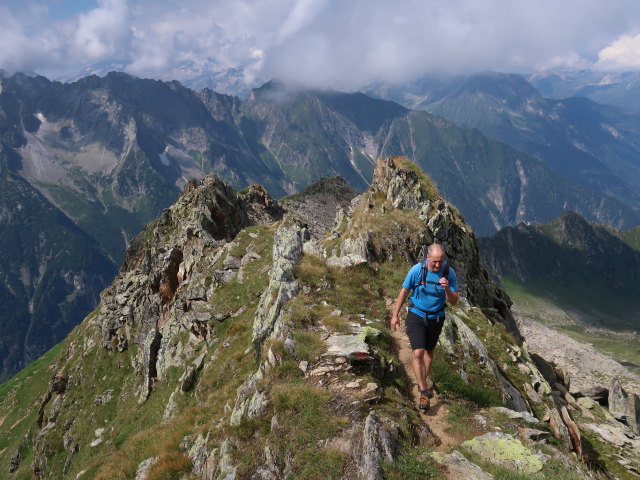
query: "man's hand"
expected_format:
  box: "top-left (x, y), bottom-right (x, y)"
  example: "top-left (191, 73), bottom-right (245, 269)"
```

top-left (391, 287), bottom-right (409, 330)
top-left (391, 313), bottom-right (401, 330)
top-left (438, 276), bottom-right (449, 291)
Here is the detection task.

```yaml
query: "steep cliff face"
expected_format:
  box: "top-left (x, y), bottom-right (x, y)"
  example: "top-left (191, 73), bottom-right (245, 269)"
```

top-left (1, 158), bottom-right (638, 480)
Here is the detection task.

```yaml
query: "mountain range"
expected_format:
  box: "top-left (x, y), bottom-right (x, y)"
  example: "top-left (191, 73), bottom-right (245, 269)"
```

top-left (529, 70), bottom-right (640, 115)
top-left (366, 71), bottom-right (640, 217)
top-left (1, 70), bottom-right (640, 380)
top-left (2, 157), bottom-right (639, 479)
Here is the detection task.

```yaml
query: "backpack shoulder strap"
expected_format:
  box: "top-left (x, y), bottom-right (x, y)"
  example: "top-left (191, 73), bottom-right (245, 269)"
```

top-left (419, 259), bottom-right (428, 286)
top-left (443, 262), bottom-right (449, 280)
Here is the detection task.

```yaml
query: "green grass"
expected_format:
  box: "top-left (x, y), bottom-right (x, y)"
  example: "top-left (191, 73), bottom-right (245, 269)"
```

top-left (0, 341), bottom-right (63, 471)
top-left (288, 448), bottom-right (346, 480)
top-left (292, 331), bottom-right (325, 362)
top-left (430, 348), bottom-right (503, 407)
top-left (382, 447), bottom-right (441, 480)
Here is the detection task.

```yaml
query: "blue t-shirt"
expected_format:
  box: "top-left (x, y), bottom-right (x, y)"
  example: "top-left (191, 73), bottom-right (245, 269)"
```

top-left (402, 262), bottom-right (458, 318)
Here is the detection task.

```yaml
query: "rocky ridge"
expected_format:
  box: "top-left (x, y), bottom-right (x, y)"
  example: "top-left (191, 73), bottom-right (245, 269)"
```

top-left (1, 158), bottom-right (639, 479)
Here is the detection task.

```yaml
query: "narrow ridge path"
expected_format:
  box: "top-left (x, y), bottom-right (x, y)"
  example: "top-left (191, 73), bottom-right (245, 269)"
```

top-left (390, 326), bottom-right (456, 452)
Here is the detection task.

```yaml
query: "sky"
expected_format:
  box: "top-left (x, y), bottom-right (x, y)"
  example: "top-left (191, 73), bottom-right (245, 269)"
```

top-left (1, 0), bottom-right (640, 91)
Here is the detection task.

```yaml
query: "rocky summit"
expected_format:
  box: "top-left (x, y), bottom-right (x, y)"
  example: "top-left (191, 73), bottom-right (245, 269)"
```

top-left (1, 158), bottom-right (639, 479)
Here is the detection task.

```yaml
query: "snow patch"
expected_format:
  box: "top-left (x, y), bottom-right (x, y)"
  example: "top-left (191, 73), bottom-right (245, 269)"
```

top-left (600, 123), bottom-right (621, 138)
top-left (570, 138), bottom-right (589, 152)
top-left (488, 211), bottom-right (502, 232)
top-left (487, 185), bottom-right (504, 214)
top-left (159, 149), bottom-right (171, 167)
top-left (35, 112), bottom-right (46, 123)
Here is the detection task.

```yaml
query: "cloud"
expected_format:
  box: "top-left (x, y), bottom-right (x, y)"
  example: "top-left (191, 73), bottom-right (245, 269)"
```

top-left (2, 0), bottom-right (640, 89)
top-left (596, 33), bottom-right (640, 70)
top-left (72, 0), bottom-right (131, 60)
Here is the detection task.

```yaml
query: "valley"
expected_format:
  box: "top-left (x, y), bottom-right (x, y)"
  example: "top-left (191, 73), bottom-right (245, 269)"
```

top-left (502, 274), bottom-right (640, 375)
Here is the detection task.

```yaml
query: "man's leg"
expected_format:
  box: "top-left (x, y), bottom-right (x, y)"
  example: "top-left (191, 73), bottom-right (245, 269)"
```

top-left (412, 348), bottom-right (435, 391)
top-left (411, 348), bottom-right (428, 391)
top-left (423, 348), bottom-right (435, 383)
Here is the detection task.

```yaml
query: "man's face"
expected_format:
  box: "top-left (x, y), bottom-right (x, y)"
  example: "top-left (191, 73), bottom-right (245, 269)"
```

top-left (427, 250), bottom-right (444, 272)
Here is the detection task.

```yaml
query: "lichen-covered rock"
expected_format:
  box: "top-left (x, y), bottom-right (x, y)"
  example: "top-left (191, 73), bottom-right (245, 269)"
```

top-left (431, 450), bottom-right (494, 480)
top-left (359, 411), bottom-right (398, 480)
top-left (490, 407), bottom-right (538, 425)
top-left (325, 334), bottom-right (370, 358)
top-left (461, 432), bottom-right (545, 474)
top-left (189, 433), bottom-right (218, 479)
top-left (583, 423), bottom-right (634, 448)
top-left (135, 457), bottom-right (158, 480)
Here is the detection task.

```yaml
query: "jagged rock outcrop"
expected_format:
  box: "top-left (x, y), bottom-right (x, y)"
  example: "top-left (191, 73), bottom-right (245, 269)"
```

top-left (251, 216), bottom-right (308, 357)
top-left (280, 177), bottom-right (359, 238)
top-left (441, 312), bottom-right (529, 411)
top-left (359, 411), bottom-right (398, 480)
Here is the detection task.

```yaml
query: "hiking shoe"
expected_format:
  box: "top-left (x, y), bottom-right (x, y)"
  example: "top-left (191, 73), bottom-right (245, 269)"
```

top-left (419, 391), bottom-right (431, 411)
top-left (423, 386), bottom-right (434, 399)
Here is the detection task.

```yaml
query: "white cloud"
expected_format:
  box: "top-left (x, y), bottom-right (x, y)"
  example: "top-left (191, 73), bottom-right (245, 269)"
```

top-left (596, 33), bottom-right (640, 70)
top-left (2, 0), bottom-right (640, 89)
top-left (72, 0), bottom-right (131, 60)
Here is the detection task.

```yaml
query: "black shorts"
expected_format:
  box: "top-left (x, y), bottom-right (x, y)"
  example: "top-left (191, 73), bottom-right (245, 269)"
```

top-left (405, 311), bottom-right (445, 351)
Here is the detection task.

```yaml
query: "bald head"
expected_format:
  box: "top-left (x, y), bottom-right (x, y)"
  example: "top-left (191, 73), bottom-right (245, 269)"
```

top-left (427, 243), bottom-right (444, 258)
top-left (426, 243), bottom-right (445, 272)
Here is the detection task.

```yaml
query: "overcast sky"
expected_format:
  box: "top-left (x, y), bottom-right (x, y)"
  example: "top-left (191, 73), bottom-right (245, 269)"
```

top-left (1, 0), bottom-right (640, 90)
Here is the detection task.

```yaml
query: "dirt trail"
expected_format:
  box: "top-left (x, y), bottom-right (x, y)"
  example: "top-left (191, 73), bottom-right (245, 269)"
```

top-left (390, 327), bottom-right (457, 452)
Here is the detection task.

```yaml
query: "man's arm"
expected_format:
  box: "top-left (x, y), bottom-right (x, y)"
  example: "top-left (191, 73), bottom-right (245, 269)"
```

top-left (445, 287), bottom-right (459, 306)
top-left (390, 287), bottom-right (410, 330)
top-left (439, 276), bottom-right (459, 306)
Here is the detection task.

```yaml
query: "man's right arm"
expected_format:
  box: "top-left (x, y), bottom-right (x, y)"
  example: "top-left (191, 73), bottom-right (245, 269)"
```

top-left (390, 287), bottom-right (410, 330)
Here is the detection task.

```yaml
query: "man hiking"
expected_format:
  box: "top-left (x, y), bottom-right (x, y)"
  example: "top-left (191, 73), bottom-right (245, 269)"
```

top-left (390, 243), bottom-right (459, 410)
